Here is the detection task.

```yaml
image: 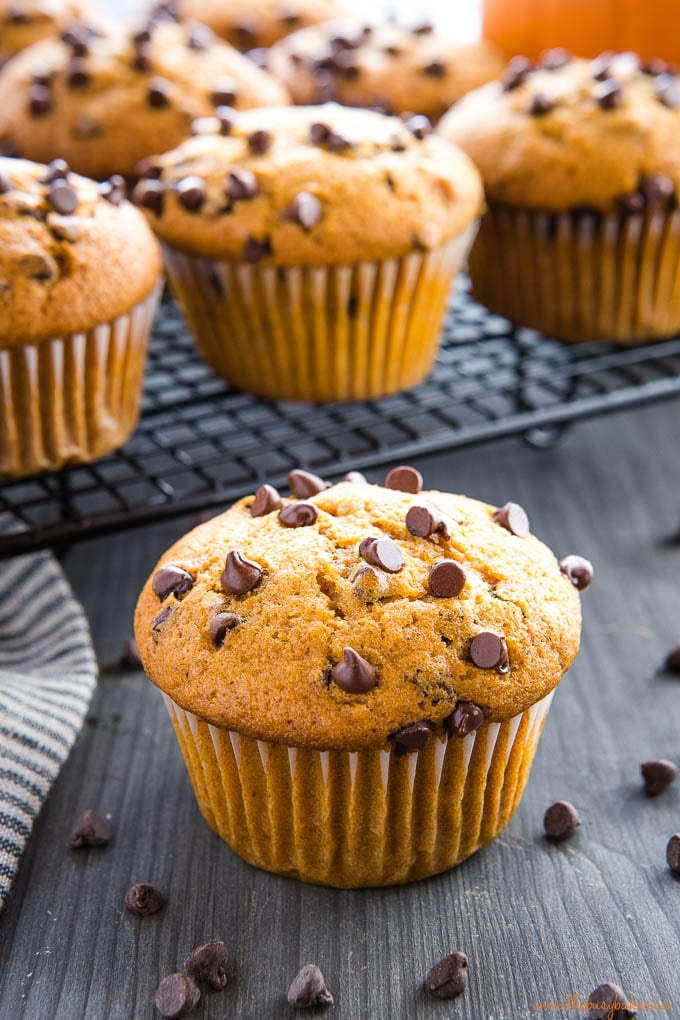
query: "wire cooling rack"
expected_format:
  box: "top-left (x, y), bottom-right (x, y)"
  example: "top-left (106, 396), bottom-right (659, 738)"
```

top-left (2, 277), bottom-right (680, 557)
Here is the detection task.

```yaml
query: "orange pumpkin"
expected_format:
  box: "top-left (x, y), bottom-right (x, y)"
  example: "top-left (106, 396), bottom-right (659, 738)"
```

top-left (483, 0), bottom-right (680, 64)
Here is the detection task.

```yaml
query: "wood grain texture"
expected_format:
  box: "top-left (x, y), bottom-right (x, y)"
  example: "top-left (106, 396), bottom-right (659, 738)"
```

top-left (1, 401), bottom-right (679, 1020)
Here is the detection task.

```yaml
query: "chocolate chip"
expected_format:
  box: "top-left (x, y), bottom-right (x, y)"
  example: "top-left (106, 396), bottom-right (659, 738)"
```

top-left (250, 483), bottom-right (282, 516)
top-left (221, 551), bottom-right (263, 595)
top-left (69, 809), bottom-right (111, 848)
top-left (154, 973), bottom-right (200, 1018)
top-left (544, 800), bottom-right (581, 839)
top-left (214, 107), bottom-right (236, 135)
top-left (132, 46), bottom-right (152, 72)
top-left (288, 468), bottom-right (329, 498)
top-left (209, 611), bottom-right (240, 646)
top-left (40, 158), bottom-right (70, 183)
top-left (152, 564), bottom-right (194, 600)
top-left (412, 19), bottom-right (434, 34)
top-left (641, 759), bottom-right (677, 797)
top-left (287, 964), bottom-right (334, 1008)
top-left (403, 114), bottom-right (432, 139)
top-left (184, 941), bottom-right (228, 991)
top-left (309, 122), bottom-right (330, 144)
top-left (124, 883), bottom-right (166, 916)
top-left (248, 129), bottom-right (271, 155)
top-left (655, 74), bottom-right (680, 108)
top-left (6, 4), bottom-right (28, 23)
top-left (405, 504), bottom-right (449, 540)
top-left (429, 560), bottom-right (465, 598)
top-left (61, 25), bottom-right (90, 55)
top-left (29, 84), bottom-right (52, 116)
top-left (385, 465), bottom-right (422, 493)
top-left (284, 191), bottom-right (322, 230)
top-left (246, 47), bottom-right (269, 68)
top-left (133, 177), bottom-right (165, 216)
top-left (151, 606), bottom-right (173, 641)
top-left (617, 190), bottom-right (645, 214)
top-left (47, 181), bottom-right (78, 215)
top-left (137, 158), bottom-right (162, 179)
top-left (470, 631), bottom-right (509, 672)
top-left (540, 47), bottom-right (571, 70)
top-left (667, 833), bottom-right (680, 874)
top-left (559, 554), bottom-right (593, 590)
top-left (594, 78), bottom-right (622, 110)
top-left (502, 55), bottom-right (533, 91)
top-left (589, 982), bottom-right (637, 1019)
top-left (211, 78), bottom-right (238, 106)
top-left (530, 92), bottom-right (555, 115)
top-left (243, 235), bottom-right (272, 261)
top-left (0, 174), bottom-right (11, 195)
top-left (664, 643), bottom-right (680, 673)
top-left (492, 501), bottom-right (529, 537)
top-left (642, 57), bottom-right (673, 76)
top-left (132, 26), bottom-right (152, 46)
top-left (279, 501), bottom-right (319, 527)
top-left (422, 60), bottom-right (446, 77)
top-left (225, 167), bottom-right (257, 202)
top-left (445, 702), bottom-right (484, 738)
top-left (233, 19), bottom-right (256, 43)
top-left (187, 24), bottom-right (213, 50)
top-left (591, 51), bottom-right (615, 80)
top-left (326, 130), bottom-right (353, 153)
top-left (331, 647), bottom-right (376, 693)
top-left (640, 174), bottom-right (676, 206)
top-left (0, 138), bottom-right (18, 157)
top-left (175, 175), bottom-right (206, 212)
top-left (359, 536), bottom-right (403, 573)
top-left (98, 174), bottom-right (126, 206)
top-left (343, 470), bottom-right (367, 483)
top-left (425, 951), bottom-right (468, 1000)
top-left (66, 58), bottom-right (91, 89)
top-left (148, 77), bottom-right (171, 108)
top-left (391, 720), bottom-right (433, 756)
top-left (280, 10), bottom-right (301, 26)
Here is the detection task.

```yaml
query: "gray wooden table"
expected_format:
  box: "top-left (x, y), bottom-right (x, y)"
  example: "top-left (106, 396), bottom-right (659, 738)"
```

top-left (0, 400), bottom-right (679, 1020)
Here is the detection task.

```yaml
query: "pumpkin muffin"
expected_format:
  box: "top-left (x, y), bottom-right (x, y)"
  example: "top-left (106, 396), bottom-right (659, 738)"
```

top-left (135, 468), bottom-right (591, 887)
top-left (0, 0), bottom-right (103, 67)
top-left (0, 19), bottom-right (289, 180)
top-left (439, 50), bottom-right (680, 342)
top-left (0, 156), bottom-right (162, 477)
top-left (132, 103), bottom-right (483, 402)
top-left (266, 18), bottom-right (504, 122)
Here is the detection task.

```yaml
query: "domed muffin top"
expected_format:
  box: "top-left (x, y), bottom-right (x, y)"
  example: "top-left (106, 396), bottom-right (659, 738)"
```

top-left (131, 103), bottom-right (484, 265)
top-left (266, 18), bottom-right (504, 122)
top-left (0, 0), bottom-right (100, 64)
top-left (135, 472), bottom-right (587, 751)
top-left (0, 19), bottom-right (290, 179)
top-left (438, 51), bottom-right (680, 213)
top-left (0, 156), bottom-right (161, 346)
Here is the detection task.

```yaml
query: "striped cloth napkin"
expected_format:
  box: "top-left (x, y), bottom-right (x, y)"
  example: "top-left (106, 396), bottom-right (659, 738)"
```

top-left (0, 523), bottom-right (97, 912)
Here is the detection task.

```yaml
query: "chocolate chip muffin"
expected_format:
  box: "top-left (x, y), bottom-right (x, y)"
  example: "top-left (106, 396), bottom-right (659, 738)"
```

top-left (438, 50), bottom-right (680, 342)
top-left (266, 18), bottom-right (504, 121)
top-left (132, 103), bottom-right (483, 402)
top-left (0, 156), bottom-right (162, 477)
top-left (0, 19), bottom-right (290, 180)
top-left (0, 0), bottom-right (102, 66)
top-left (135, 467), bottom-right (590, 886)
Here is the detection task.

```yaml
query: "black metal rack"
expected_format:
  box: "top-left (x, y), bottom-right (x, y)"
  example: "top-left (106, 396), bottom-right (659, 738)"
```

top-left (2, 276), bottom-right (680, 558)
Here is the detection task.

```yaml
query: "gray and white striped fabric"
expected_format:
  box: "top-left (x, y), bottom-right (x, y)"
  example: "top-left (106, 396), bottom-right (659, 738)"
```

top-left (0, 521), bottom-right (97, 912)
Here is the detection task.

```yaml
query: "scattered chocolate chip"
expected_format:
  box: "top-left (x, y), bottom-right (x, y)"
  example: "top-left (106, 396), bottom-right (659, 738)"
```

top-left (0, 174), bottom-right (11, 195)
top-left (391, 720), bottom-right (433, 756)
top-left (502, 55), bottom-right (533, 91)
top-left (243, 235), bottom-right (272, 261)
top-left (148, 77), bottom-right (171, 108)
top-left (98, 174), bottom-right (126, 206)
top-left (152, 564), bottom-right (194, 600)
top-left (280, 10), bottom-right (301, 26)
top-left (544, 800), bottom-right (581, 839)
top-left (60, 25), bottom-right (90, 55)
top-left (6, 4), bottom-right (28, 23)
top-left (384, 43), bottom-right (401, 56)
top-left (184, 941), bottom-right (228, 991)
top-left (470, 631), bottom-right (509, 672)
top-left (412, 19), bottom-right (434, 34)
top-left (151, 606), bottom-right (173, 641)
top-left (133, 177), bottom-right (165, 216)
top-left (594, 78), bottom-right (622, 110)
top-left (279, 501), bottom-right (319, 527)
top-left (331, 647), bottom-right (376, 693)
top-left (118, 637), bottom-right (141, 670)
top-left (250, 483), bottom-right (282, 516)
top-left (221, 551), bottom-right (263, 595)
top-left (175, 175), bottom-right (206, 212)
top-left (616, 190), bottom-right (645, 214)
top-left (445, 702), bottom-right (484, 738)
top-left (326, 130), bottom-right (353, 153)
top-left (31, 68), bottom-right (54, 86)
top-left (403, 114), bottom-right (432, 139)
top-left (492, 501), bottom-right (529, 537)
top-left (405, 504), bottom-right (449, 540)
top-left (132, 26), bottom-right (152, 46)
top-left (425, 951), bottom-right (468, 1000)
top-left (640, 174), bottom-right (676, 206)
top-left (67, 58), bottom-right (91, 89)
top-left (588, 981), bottom-right (637, 1019)
top-left (351, 564), bottom-right (387, 602)
top-left (186, 24), bottom-right (213, 50)
top-left (47, 181), bottom-right (78, 215)
top-left (287, 964), bottom-right (334, 1008)
top-left (233, 19), bottom-right (256, 43)
top-left (540, 47), bottom-right (571, 70)
top-left (664, 643), bottom-right (680, 673)
top-left (429, 560), bottom-right (465, 598)
top-left (559, 554), bottom-right (594, 591)
top-left (422, 60), bottom-right (446, 77)
top-left (591, 51), bottom-right (615, 80)
top-left (667, 833), bottom-right (680, 874)
top-left (385, 465), bottom-right (422, 493)
top-left (247, 129), bottom-right (271, 155)
top-left (641, 759), bottom-right (677, 797)
top-left (137, 158), bottom-right (162, 179)
top-left (209, 611), bottom-right (240, 646)
top-left (288, 469), bottom-right (329, 498)
top-left (124, 883), bottom-right (166, 916)
top-left (655, 74), bottom-right (680, 109)
top-left (132, 45), bottom-right (151, 72)
top-left (359, 536), bottom-right (403, 573)
top-left (309, 122), bottom-right (330, 144)
top-left (530, 92), bottom-right (555, 115)
top-left (211, 78), bottom-right (238, 106)
top-left (226, 167), bottom-right (257, 201)
top-left (343, 470), bottom-right (367, 483)
top-left (29, 84), bottom-right (52, 116)
top-left (68, 809), bottom-right (111, 849)
top-left (283, 191), bottom-right (322, 230)
top-left (212, 107), bottom-right (236, 136)
top-left (39, 158), bottom-right (69, 183)
top-left (154, 973), bottom-right (200, 1019)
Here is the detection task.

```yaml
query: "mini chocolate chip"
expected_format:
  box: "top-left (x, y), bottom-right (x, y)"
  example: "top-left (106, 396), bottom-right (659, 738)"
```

top-left (384, 44), bottom-right (401, 56)
top-left (250, 483), bottom-right (282, 516)
top-left (326, 130), bottom-right (353, 153)
top-left (385, 465), bottom-right (422, 493)
top-left (287, 964), bottom-right (334, 1008)
top-left (391, 720), bottom-right (433, 756)
top-left (405, 504), bottom-right (448, 539)
top-left (591, 51), bottom-right (615, 80)
top-left (403, 114), bottom-right (432, 139)
top-left (132, 46), bottom-right (152, 72)
top-left (67, 58), bottom-right (91, 89)
top-left (594, 78), bottom-right (622, 110)
top-left (429, 560), bottom-right (465, 598)
top-left (331, 647), bottom-right (376, 693)
top-left (61, 25), bottom-right (90, 55)
top-left (544, 800), bottom-right (581, 839)
top-left (540, 47), bottom-right (571, 70)
top-left (493, 501), bottom-right (529, 537)
top-left (425, 951), bottom-right (468, 1000)
top-left (470, 631), bottom-right (509, 672)
top-left (502, 55), bottom-right (533, 91)
top-left (187, 24), bottom-right (213, 50)
top-left (29, 84), bottom-right (52, 116)
top-left (445, 702), bottom-right (484, 738)
top-left (211, 78), bottom-right (238, 106)
top-left (412, 19), bottom-right (434, 34)
top-left (151, 606), bottom-right (173, 641)
top-left (209, 611), bottom-right (240, 646)
top-left (124, 883), bottom-right (166, 916)
top-left (47, 181), bottom-right (78, 215)
top-left (589, 981), bottom-right (637, 1019)
top-left (640, 174), bottom-right (676, 206)
top-left (6, 4), bottom-right (28, 23)
top-left (309, 121), bottom-right (330, 144)
top-left (154, 973), bottom-right (200, 1019)
top-left (641, 759), bottom-right (677, 796)
top-left (40, 158), bottom-right (69, 183)
top-left (667, 833), bottom-right (680, 874)
top-left (288, 468), bottom-right (329, 498)
top-left (351, 564), bottom-right (387, 602)
top-left (118, 636), bottom-right (141, 670)
top-left (359, 536), bottom-right (403, 573)
top-left (422, 60), bottom-right (446, 77)
top-left (137, 158), bottom-right (162, 179)
top-left (214, 107), bottom-right (236, 135)
top-left (530, 92), bottom-right (555, 115)
top-left (148, 77), bottom-right (171, 108)
top-left (69, 809), bottom-right (111, 848)
top-left (31, 68), bottom-right (54, 86)
top-left (152, 564), bottom-right (194, 600)
top-left (280, 10), bottom-right (301, 26)
top-left (221, 551), bottom-right (263, 595)
top-left (243, 235), bottom-right (272, 261)
top-left (617, 190), bottom-right (645, 214)
top-left (132, 26), bottom-right (152, 46)
top-left (279, 501), bottom-right (319, 527)
top-left (224, 168), bottom-right (257, 202)
top-left (343, 470), bottom-right (367, 483)
top-left (655, 75), bottom-right (680, 108)
top-left (98, 174), bottom-right (126, 206)
top-left (184, 941), bottom-right (228, 991)
top-left (248, 129), bottom-right (271, 155)
top-left (559, 554), bottom-right (593, 590)
top-left (664, 643), bottom-right (680, 673)
top-left (133, 177), bottom-right (164, 216)
top-left (175, 175), bottom-right (206, 212)
top-left (0, 174), bottom-right (11, 195)
top-left (233, 19), bottom-right (256, 42)
top-left (283, 191), bottom-right (322, 230)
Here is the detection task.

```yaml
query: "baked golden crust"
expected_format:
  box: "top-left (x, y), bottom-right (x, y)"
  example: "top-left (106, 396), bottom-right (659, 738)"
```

top-left (0, 157), bottom-right (161, 346)
top-left (267, 19), bottom-right (504, 121)
top-left (0, 20), bottom-right (290, 179)
top-left (132, 104), bottom-right (483, 265)
top-left (163, 0), bottom-right (346, 51)
top-left (135, 480), bottom-right (583, 750)
top-left (0, 0), bottom-right (100, 63)
top-left (438, 52), bottom-right (680, 212)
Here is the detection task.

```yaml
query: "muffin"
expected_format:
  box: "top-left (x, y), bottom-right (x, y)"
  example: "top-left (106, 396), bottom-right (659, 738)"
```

top-left (266, 18), bottom-right (504, 121)
top-left (0, 0), bottom-right (102, 67)
top-left (0, 156), bottom-right (162, 477)
top-left (438, 50), bottom-right (680, 342)
top-left (0, 19), bottom-right (290, 180)
top-left (134, 467), bottom-right (591, 887)
top-left (132, 103), bottom-right (483, 402)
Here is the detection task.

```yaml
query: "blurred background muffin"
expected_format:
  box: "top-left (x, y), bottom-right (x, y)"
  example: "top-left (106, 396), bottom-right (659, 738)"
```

top-left (0, 0), bottom-right (104, 66)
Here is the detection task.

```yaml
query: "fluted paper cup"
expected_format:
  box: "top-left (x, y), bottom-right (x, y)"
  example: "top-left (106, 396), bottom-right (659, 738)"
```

top-left (0, 283), bottom-right (161, 478)
top-left (469, 203), bottom-right (680, 342)
top-left (162, 688), bottom-right (554, 888)
top-left (162, 223), bottom-right (478, 403)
